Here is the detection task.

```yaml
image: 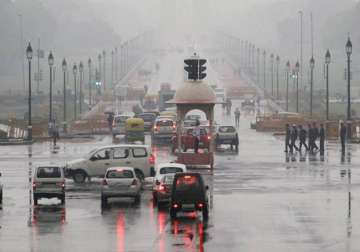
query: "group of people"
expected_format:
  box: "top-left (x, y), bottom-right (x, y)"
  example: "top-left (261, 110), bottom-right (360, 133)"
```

top-left (285, 123), bottom-right (325, 155)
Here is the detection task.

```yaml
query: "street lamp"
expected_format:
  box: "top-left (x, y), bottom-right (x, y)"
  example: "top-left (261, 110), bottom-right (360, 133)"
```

top-left (270, 54), bottom-right (274, 97)
top-left (62, 58), bottom-right (67, 132)
top-left (263, 50), bottom-right (266, 94)
top-left (276, 55), bottom-right (280, 99)
top-left (98, 53), bottom-right (102, 89)
top-left (257, 48), bottom-right (260, 85)
top-left (286, 61), bottom-right (291, 112)
top-left (103, 50), bottom-right (106, 91)
top-left (309, 56), bottom-right (315, 117)
top-left (26, 43), bottom-right (33, 141)
top-left (88, 58), bottom-right (92, 107)
top-left (346, 37), bottom-right (353, 139)
top-left (79, 62), bottom-right (84, 115)
top-left (295, 61), bottom-right (300, 113)
top-left (48, 51), bottom-right (54, 123)
top-left (111, 50), bottom-right (114, 88)
top-left (325, 49), bottom-right (331, 121)
top-left (73, 64), bottom-right (78, 120)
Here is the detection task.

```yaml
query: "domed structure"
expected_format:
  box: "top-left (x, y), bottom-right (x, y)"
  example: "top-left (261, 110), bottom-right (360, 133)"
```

top-left (172, 81), bottom-right (216, 104)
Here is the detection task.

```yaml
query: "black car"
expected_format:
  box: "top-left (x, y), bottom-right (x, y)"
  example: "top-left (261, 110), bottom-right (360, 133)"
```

top-left (135, 113), bottom-right (157, 131)
top-left (169, 173), bottom-right (209, 219)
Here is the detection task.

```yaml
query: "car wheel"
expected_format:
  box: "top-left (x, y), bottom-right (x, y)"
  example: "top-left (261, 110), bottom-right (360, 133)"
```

top-left (170, 208), bottom-right (177, 219)
top-left (202, 205), bottom-right (209, 220)
top-left (134, 194), bottom-right (141, 203)
top-left (73, 170), bottom-right (87, 184)
top-left (60, 195), bottom-right (65, 205)
top-left (0, 190), bottom-right (2, 207)
top-left (101, 196), bottom-right (108, 208)
top-left (33, 195), bottom-right (38, 206)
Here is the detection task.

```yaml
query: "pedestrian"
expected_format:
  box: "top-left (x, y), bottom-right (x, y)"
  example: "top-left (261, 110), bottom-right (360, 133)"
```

top-left (307, 123), bottom-right (313, 152)
top-left (290, 124), bottom-right (299, 153)
top-left (312, 122), bottom-right (319, 152)
top-left (52, 122), bottom-right (60, 147)
top-left (319, 123), bottom-right (325, 156)
top-left (285, 124), bottom-right (291, 153)
top-left (234, 107), bottom-right (241, 127)
top-left (340, 121), bottom-right (347, 155)
top-left (298, 125), bottom-right (308, 152)
top-left (193, 120), bottom-right (201, 154)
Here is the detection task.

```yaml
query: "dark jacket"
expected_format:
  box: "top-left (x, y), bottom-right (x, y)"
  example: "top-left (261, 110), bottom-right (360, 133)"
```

top-left (299, 129), bottom-right (307, 141)
top-left (319, 128), bottom-right (325, 141)
top-left (290, 128), bottom-right (298, 141)
top-left (313, 127), bottom-right (319, 140)
top-left (340, 125), bottom-right (347, 139)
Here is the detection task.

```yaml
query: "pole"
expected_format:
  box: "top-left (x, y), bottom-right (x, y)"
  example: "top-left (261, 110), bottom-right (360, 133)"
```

top-left (74, 73), bottom-right (77, 120)
top-left (347, 54), bottom-right (351, 139)
top-left (111, 50), bottom-right (114, 88)
top-left (286, 70), bottom-right (289, 111)
top-left (326, 63), bottom-right (329, 120)
top-left (28, 60), bottom-right (32, 141)
top-left (263, 51), bottom-right (266, 94)
top-left (49, 65), bottom-right (53, 122)
top-left (299, 11), bottom-right (303, 96)
top-left (63, 70), bottom-right (66, 131)
top-left (115, 47), bottom-right (118, 83)
top-left (296, 73), bottom-right (299, 113)
top-left (79, 70), bottom-right (82, 114)
top-left (103, 51), bottom-right (106, 91)
top-left (310, 64), bottom-right (314, 117)
top-left (37, 38), bottom-right (40, 93)
top-left (257, 49), bottom-right (260, 85)
top-left (271, 57), bottom-right (274, 97)
top-left (89, 63), bottom-right (92, 107)
top-left (276, 59), bottom-right (279, 99)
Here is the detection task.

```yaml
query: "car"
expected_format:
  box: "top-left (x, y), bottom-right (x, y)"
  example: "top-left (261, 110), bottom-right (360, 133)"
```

top-left (101, 167), bottom-right (141, 207)
top-left (65, 144), bottom-right (155, 183)
top-left (32, 166), bottom-right (65, 206)
top-left (152, 118), bottom-right (176, 140)
top-left (215, 126), bottom-right (239, 151)
top-left (0, 172), bottom-right (2, 208)
top-left (112, 113), bottom-right (134, 137)
top-left (154, 174), bottom-right (175, 208)
top-left (169, 173), bottom-right (209, 220)
top-left (152, 163), bottom-right (186, 205)
top-left (135, 113), bottom-right (157, 131)
top-left (171, 127), bottom-right (211, 153)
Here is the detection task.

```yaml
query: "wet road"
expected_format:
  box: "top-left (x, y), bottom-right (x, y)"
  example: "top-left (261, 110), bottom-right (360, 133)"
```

top-left (1, 100), bottom-right (360, 252)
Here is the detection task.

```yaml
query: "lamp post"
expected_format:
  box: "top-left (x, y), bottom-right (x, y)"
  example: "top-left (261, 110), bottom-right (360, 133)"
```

top-left (115, 47), bottom-right (118, 83)
top-left (270, 54), bottom-right (274, 97)
top-left (276, 55), bottom-right (280, 99)
top-left (79, 61), bottom-right (84, 115)
top-left (73, 64), bottom-right (78, 120)
top-left (309, 56), bottom-right (315, 117)
top-left (263, 50), bottom-right (266, 94)
top-left (325, 49), bottom-right (331, 121)
top-left (257, 48), bottom-right (260, 85)
top-left (111, 50), bottom-right (114, 88)
top-left (48, 51), bottom-right (54, 123)
top-left (241, 40), bottom-right (244, 68)
top-left (286, 61), bottom-right (290, 112)
top-left (98, 53), bottom-right (102, 89)
top-left (295, 61), bottom-right (300, 113)
top-left (26, 43), bottom-right (33, 141)
top-left (88, 58), bottom-right (92, 107)
top-left (346, 37), bottom-right (353, 139)
top-left (103, 50), bottom-right (106, 91)
top-left (62, 59), bottom-right (67, 132)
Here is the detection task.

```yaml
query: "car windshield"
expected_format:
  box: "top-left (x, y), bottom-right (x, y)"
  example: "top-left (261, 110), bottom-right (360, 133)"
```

top-left (37, 167), bottom-right (61, 178)
top-left (156, 120), bottom-right (173, 126)
top-left (137, 114), bottom-right (156, 122)
top-left (159, 167), bottom-right (184, 174)
top-left (163, 175), bottom-right (175, 185)
top-left (175, 175), bottom-right (201, 191)
top-left (106, 170), bottom-right (134, 178)
top-left (219, 126), bottom-right (235, 133)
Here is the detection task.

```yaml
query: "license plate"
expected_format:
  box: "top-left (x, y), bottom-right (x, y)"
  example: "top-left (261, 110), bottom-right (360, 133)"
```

top-left (182, 204), bottom-right (194, 209)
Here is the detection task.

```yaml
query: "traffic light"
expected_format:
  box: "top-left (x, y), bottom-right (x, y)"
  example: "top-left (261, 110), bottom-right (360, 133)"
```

top-left (184, 59), bottom-right (198, 80)
top-left (184, 57), bottom-right (207, 81)
top-left (198, 59), bottom-right (207, 80)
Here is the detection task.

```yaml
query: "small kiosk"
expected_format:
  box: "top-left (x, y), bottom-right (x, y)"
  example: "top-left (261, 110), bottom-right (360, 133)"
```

top-left (168, 80), bottom-right (217, 169)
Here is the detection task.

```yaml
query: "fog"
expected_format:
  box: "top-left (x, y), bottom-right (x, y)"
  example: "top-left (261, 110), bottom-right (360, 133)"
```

top-left (1, 0), bottom-right (360, 93)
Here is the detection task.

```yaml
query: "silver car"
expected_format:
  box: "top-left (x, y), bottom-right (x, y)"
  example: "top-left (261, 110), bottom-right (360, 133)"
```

top-left (101, 167), bottom-right (141, 207)
top-left (33, 166), bottom-right (65, 205)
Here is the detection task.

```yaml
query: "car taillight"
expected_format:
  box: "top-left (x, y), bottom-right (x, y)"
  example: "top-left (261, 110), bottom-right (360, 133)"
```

top-left (57, 182), bottom-right (65, 188)
top-left (158, 184), bottom-right (165, 191)
top-left (102, 179), bottom-right (108, 186)
top-left (131, 179), bottom-right (137, 186)
top-left (32, 182), bottom-right (37, 188)
top-left (207, 135), bottom-right (211, 140)
top-left (153, 125), bottom-right (158, 131)
top-left (197, 203), bottom-right (204, 208)
top-left (149, 154), bottom-right (155, 165)
top-left (173, 203), bottom-right (179, 208)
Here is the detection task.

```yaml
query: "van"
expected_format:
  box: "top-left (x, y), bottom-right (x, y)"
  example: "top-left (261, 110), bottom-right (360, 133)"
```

top-left (66, 144), bottom-right (155, 183)
top-left (33, 166), bottom-right (65, 205)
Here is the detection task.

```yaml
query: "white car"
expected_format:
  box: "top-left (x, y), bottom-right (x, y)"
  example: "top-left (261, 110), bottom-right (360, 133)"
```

top-left (101, 167), bottom-right (141, 207)
top-left (66, 144), bottom-right (155, 183)
top-left (112, 113), bottom-right (134, 136)
top-left (33, 166), bottom-right (65, 206)
top-left (152, 163), bottom-right (186, 204)
top-left (152, 118), bottom-right (176, 140)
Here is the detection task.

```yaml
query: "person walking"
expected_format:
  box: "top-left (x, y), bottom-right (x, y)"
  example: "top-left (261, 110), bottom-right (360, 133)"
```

top-left (340, 121), bottom-right (347, 155)
top-left (298, 125), bottom-right (308, 152)
top-left (290, 124), bottom-right (299, 153)
top-left (234, 108), bottom-right (241, 127)
top-left (312, 122), bottom-right (319, 152)
top-left (193, 120), bottom-right (201, 154)
top-left (52, 121), bottom-right (60, 147)
top-left (319, 123), bottom-right (325, 156)
top-left (307, 123), bottom-right (313, 152)
top-left (285, 124), bottom-right (291, 153)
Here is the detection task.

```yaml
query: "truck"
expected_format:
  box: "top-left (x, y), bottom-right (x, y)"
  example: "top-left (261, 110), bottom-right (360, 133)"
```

top-left (158, 83), bottom-right (175, 112)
